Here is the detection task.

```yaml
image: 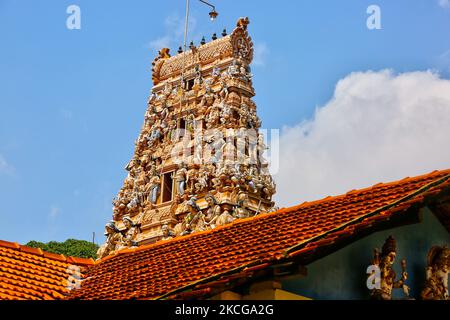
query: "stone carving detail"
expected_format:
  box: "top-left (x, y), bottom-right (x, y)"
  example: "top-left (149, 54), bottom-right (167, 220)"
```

top-left (369, 236), bottom-right (410, 300)
top-left (421, 245), bottom-right (449, 300)
top-left (97, 221), bottom-right (122, 259)
top-left (230, 18), bottom-right (253, 64)
top-left (99, 18), bottom-right (275, 258)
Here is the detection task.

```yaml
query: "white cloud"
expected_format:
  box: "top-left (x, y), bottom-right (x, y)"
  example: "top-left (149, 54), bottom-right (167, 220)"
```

top-left (0, 154), bottom-right (15, 176)
top-left (273, 70), bottom-right (450, 207)
top-left (438, 0), bottom-right (450, 9)
top-left (253, 42), bottom-right (269, 67)
top-left (147, 14), bottom-right (198, 53)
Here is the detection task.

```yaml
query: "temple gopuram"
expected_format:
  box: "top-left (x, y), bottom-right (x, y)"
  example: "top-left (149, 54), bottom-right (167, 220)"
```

top-left (98, 17), bottom-right (275, 254)
top-left (0, 17), bottom-right (448, 301)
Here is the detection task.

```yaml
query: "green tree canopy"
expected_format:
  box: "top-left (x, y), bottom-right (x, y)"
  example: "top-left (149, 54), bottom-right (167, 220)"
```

top-left (26, 239), bottom-right (99, 259)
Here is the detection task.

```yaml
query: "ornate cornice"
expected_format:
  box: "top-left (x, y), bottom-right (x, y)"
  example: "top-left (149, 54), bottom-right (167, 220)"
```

top-left (151, 17), bottom-right (253, 85)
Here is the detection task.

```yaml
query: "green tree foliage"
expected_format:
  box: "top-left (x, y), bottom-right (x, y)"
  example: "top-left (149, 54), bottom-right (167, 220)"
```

top-left (26, 239), bottom-right (99, 259)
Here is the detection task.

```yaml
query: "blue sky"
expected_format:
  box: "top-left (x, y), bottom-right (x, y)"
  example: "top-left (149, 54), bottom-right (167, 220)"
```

top-left (0, 0), bottom-right (449, 245)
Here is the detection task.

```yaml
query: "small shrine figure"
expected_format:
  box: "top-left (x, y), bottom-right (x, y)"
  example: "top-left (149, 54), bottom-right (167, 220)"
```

top-left (97, 221), bottom-right (122, 259)
top-left (369, 236), bottom-right (409, 300)
top-left (212, 63), bottom-right (221, 78)
top-left (147, 125), bottom-right (162, 148)
top-left (184, 197), bottom-right (206, 234)
top-left (205, 194), bottom-right (222, 228)
top-left (160, 223), bottom-right (175, 241)
top-left (421, 245), bottom-right (449, 300)
top-left (118, 216), bottom-right (139, 249)
top-left (146, 173), bottom-right (161, 205)
top-left (228, 59), bottom-right (240, 77)
top-left (175, 162), bottom-right (188, 196)
top-left (233, 191), bottom-right (250, 219)
top-left (199, 86), bottom-right (216, 109)
top-left (192, 169), bottom-right (207, 193)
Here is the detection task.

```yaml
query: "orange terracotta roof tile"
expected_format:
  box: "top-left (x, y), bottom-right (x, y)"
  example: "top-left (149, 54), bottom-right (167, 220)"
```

top-left (0, 241), bottom-right (90, 300)
top-left (64, 168), bottom-right (450, 300)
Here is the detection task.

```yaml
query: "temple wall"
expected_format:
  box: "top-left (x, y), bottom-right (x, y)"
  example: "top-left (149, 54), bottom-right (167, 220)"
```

top-left (282, 207), bottom-right (450, 300)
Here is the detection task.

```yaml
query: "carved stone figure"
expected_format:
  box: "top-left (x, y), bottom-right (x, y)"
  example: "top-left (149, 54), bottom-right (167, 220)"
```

top-left (118, 216), bottom-right (139, 249)
top-left (184, 197), bottom-right (206, 234)
top-left (97, 221), bottom-right (122, 259)
top-left (147, 174), bottom-right (161, 205)
top-left (261, 173), bottom-right (276, 199)
top-left (234, 191), bottom-right (250, 219)
top-left (160, 223), bottom-right (174, 241)
top-left (369, 236), bottom-right (409, 300)
top-left (216, 209), bottom-right (235, 227)
top-left (228, 59), bottom-right (240, 78)
top-left (147, 126), bottom-right (162, 148)
top-left (175, 163), bottom-right (188, 196)
top-left (421, 246), bottom-right (449, 300)
top-left (236, 17), bottom-right (250, 30)
top-left (205, 194), bottom-right (221, 227)
top-left (206, 105), bottom-right (221, 129)
top-left (199, 86), bottom-right (216, 109)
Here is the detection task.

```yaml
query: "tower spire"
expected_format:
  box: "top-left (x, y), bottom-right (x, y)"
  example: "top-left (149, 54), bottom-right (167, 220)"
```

top-left (98, 18), bottom-right (276, 258)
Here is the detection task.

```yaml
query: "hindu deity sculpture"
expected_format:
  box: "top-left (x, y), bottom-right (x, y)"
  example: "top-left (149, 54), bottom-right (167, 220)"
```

top-left (175, 163), bottom-right (188, 196)
top-left (97, 221), bottom-right (122, 259)
top-left (233, 191), bottom-right (251, 219)
top-left (160, 223), bottom-right (175, 241)
top-left (421, 245), bottom-right (449, 300)
top-left (369, 236), bottom-right (410, 300)
top-left (205, 194), bottom-right (222, 228)
top-left (147, 173), bottom-right (161, 205)
top-left (184, 197), bottom-right (207, 234)
top-left (117, 216), bottom-right (140, 250)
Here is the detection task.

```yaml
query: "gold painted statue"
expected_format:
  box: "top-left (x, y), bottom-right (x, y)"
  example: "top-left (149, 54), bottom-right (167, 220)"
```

top-left (421, 245), bottom-right (449, 300)
top-left (370, 236), bottom-right (410, 300)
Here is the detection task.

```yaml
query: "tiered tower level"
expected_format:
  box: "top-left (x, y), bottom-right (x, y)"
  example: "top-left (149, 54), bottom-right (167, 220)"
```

top-left (98, 18), bottom-right (276, 258)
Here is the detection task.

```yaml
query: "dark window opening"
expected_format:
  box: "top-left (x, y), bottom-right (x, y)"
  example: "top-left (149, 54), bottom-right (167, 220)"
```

top-left (179, 118), bottom-right (186, 130)
top-left (187, 79), bottom-right (195, 91)
top-left (162, 172), bottom-right (173, 203)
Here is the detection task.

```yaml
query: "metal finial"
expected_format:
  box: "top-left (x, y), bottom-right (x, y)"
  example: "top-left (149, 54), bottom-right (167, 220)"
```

top-left (222, 28), bottom-right (227, 36)
top-left (212, 33), bottom-right (217, 40)
top-left (200, 36), bottom-right (206, 45)
top-left (178, 46), bottom-right (183, 54)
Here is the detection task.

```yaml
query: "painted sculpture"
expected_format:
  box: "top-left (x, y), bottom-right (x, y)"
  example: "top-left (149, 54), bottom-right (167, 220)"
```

top-left (421, 245), bottom-right (449, 300)
top-left (369, 236), bottom-right (410, 300)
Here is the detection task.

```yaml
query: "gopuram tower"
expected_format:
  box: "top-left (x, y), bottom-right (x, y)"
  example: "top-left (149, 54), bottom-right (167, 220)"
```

top-left (97, 18), bottom-right (276, 258)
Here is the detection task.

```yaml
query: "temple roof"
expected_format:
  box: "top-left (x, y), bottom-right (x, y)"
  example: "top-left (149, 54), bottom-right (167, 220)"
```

top-left (0, 240), bottom-right (94, 300)
top-left (65, 168), bottom-right (450, 300)
top-left (151, 17), bottom-right (253, 85)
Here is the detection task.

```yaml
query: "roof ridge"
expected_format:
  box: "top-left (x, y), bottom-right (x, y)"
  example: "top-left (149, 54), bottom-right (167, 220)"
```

top-left (0, 240), bottom-right (94, 266)
top-left (279, 167), bottom-right (450, 214)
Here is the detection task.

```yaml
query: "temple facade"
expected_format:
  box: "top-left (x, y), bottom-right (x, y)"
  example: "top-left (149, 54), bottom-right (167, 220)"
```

top-left (98, 18), bottom-right (276, 257)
